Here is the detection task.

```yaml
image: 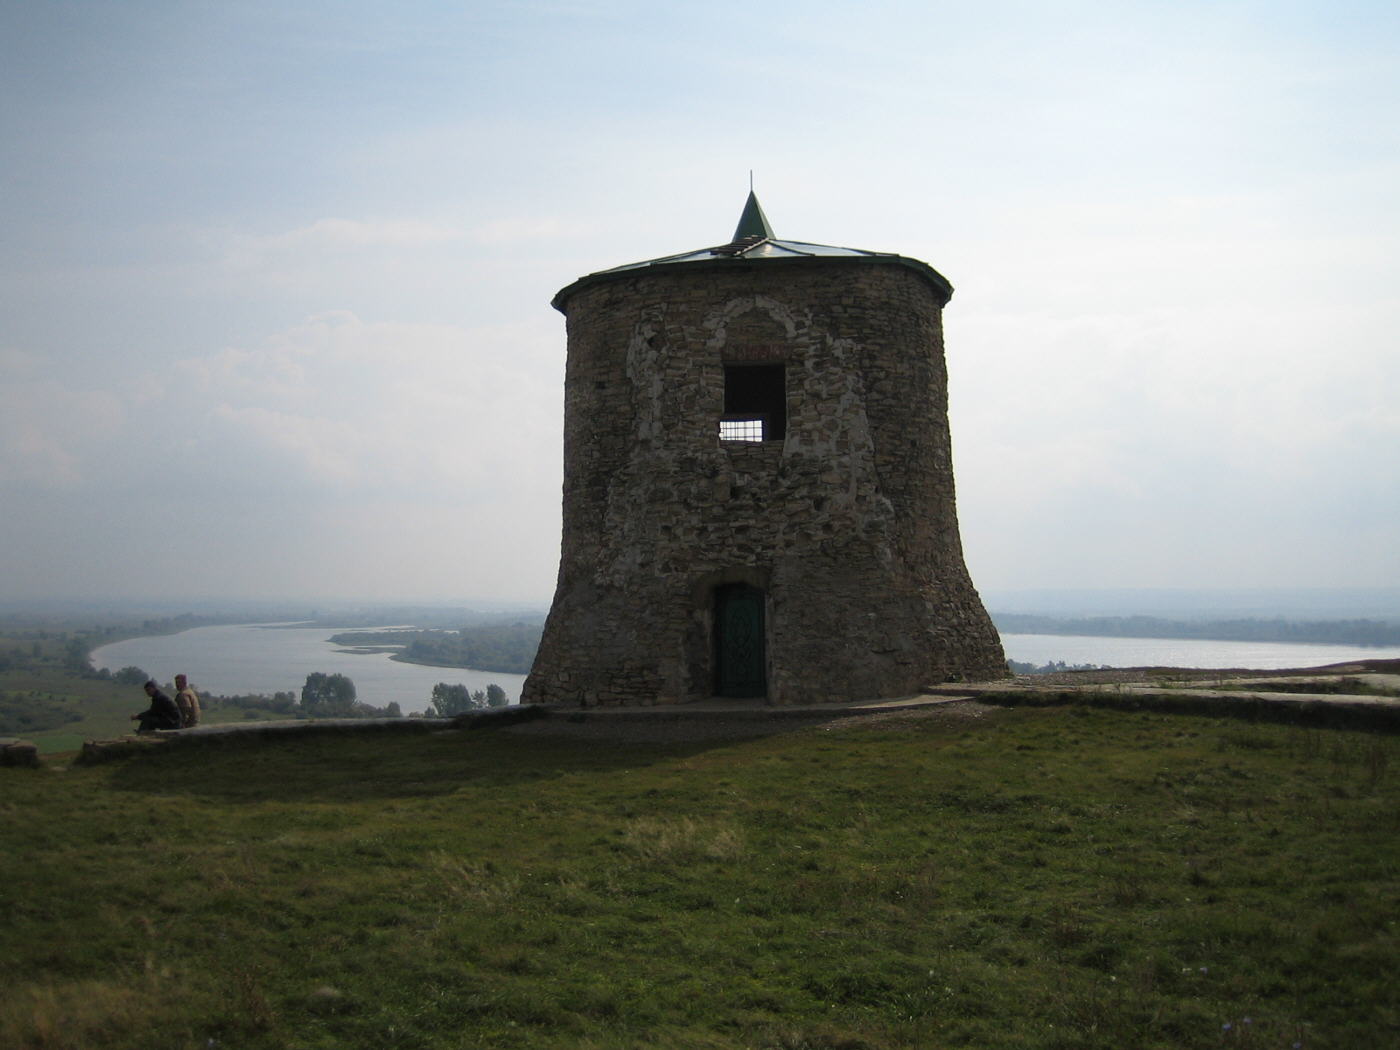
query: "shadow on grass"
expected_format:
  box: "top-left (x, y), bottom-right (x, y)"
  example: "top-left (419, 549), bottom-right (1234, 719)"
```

top-left (96, 717), bottom-right (797, 805)
top-left (980, 689), bottom-right (1400, 733)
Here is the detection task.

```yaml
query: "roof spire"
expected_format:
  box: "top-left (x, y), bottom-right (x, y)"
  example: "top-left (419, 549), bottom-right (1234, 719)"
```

top-left (732, 188), bottom-right (774, 242)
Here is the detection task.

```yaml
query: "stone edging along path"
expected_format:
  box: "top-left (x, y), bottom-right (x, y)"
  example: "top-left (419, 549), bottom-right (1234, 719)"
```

top-left (67, 697), bottom-right (964, 765)
top-left (923, 668), bottom-right (1400, 732)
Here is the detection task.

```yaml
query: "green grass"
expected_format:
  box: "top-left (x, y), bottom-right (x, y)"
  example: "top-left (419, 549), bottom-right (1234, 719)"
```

top-left (1, 670), bottom-right (158, 754)
top-left (1, 668), bottom-right (292, 755)
top-left (3, 706), bottom-right (1398, 1049)
top-left (1, 615), bottom-right (296, 756)
top-left (1203, 677), bottom-right (1400, 699)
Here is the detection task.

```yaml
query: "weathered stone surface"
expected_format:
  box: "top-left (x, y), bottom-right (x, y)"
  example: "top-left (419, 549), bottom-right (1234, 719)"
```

top-left (525, 252), bottom-right (1006, 706)
top-left (1, 739), bottom-right (41, 768)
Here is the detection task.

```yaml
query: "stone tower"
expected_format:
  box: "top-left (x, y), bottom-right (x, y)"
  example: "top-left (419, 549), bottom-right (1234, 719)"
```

top-left (523, 194), bottom-right (1005, 706)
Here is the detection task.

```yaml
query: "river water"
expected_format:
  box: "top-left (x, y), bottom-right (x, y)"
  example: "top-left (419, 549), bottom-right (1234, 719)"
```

top-left (91, 624), bottom-right (1400, 715)
top-left (91, 624), bottom-right (528, 715)
top-left (1001, 633), bottom-right (1400, 671)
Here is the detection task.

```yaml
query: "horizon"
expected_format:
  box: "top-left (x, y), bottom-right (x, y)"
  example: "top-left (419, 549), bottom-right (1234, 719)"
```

top-left (8, 585), bottom-right (1400, 624)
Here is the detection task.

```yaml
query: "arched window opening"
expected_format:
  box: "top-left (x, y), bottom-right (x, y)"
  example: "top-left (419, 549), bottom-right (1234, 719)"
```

top-left (720, 364), bottom-right (786, 443)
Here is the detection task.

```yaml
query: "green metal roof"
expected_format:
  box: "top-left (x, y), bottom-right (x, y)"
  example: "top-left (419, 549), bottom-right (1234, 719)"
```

top-left (732, 190), bottom-right (774, 241)
top-left (552, 193), bottom-right (954, 311)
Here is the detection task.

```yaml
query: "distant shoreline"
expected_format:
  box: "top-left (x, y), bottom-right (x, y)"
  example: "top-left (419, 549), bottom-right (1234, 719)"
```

top-left (386, 651), bottom-right (525, 675)
top-left (990, 613), bottom-right (1400, 648)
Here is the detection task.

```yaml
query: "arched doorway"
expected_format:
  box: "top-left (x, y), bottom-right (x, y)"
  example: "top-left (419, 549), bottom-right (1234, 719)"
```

top-left (714, 583), bottom-right (766, 698)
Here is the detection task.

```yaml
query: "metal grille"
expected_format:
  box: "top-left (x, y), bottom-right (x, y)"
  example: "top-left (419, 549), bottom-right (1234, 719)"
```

top-left (719, 418), bottom-right (764, 442)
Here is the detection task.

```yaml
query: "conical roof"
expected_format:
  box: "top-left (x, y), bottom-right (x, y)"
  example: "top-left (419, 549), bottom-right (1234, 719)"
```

top-left (732, 190), bottom-right (774, 240)
top-left (552, 193), bottom-right (953, 311)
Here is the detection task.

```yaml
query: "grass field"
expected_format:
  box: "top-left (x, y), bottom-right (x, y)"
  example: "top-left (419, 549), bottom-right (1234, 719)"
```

top-left (1, 668), bottom-right (295, 755)
top-left (3, 704), bottom-right (1397, 1049)
top-left (1, 615), bottom-right (293, 755)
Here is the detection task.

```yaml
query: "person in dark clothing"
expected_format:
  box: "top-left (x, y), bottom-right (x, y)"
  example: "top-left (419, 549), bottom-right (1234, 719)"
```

top-left (131, 680), bottom-right (181, 732)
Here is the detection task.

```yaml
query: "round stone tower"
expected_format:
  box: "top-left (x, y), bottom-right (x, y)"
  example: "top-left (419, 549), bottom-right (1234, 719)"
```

top-left (523, 193), bottom-right (1005, 706)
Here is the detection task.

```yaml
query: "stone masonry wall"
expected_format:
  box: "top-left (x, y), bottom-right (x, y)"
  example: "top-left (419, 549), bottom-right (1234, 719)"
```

top-left (523, 258), bottom-right (1006, 706)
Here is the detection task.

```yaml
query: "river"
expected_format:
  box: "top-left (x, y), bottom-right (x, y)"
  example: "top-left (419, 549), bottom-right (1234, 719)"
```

top-left (1001, 633), bottom-right (1400, 671)
top-left (91, 624), bottom-right (528, 715)
top-left (90, 624), bottom-right (1400, 715)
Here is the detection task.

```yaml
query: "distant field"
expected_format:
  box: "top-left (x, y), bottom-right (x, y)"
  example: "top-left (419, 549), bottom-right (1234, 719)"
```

top-left (1, 668), bottom-right (291, 755)
top-left (1, 613), bottom-right (295, 755)
top-left (3, 705), bottom-right (1397, 1049)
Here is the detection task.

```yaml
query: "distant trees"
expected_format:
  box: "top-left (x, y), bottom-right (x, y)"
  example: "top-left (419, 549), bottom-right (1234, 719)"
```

top-left (429, 682), bottom-right (511, 716)
top-left (62, 636), bottom-right (89, 673)
top-left (204, 690), bottom-right (298, 718)
top-left (404, 622), bottom-right (541, 673)
top-left (328, 621), bottom-right (543, 674)
top-left (300, 672), bottom-right (358, 717)
top-left (199, 686), bottom-right (407, 721)
top-left (1008, 660), bottom-right (1105, 675)
top-left (290, 674), bottom-right (410, 719)
top-left (113, 666), bottom-right (151, 686)
top-left (429, 683), bottom-right (483, 716)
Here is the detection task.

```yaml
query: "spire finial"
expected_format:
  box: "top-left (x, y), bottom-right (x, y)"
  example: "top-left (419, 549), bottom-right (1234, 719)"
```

top-left (732, 187), bottom-right (774, 242)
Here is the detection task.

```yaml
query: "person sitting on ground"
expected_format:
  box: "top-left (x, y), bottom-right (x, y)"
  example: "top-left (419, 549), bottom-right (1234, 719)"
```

top-left (131, 680), bottom-right (181, 733)
top-left (173, 673), bottom-right (201, 728)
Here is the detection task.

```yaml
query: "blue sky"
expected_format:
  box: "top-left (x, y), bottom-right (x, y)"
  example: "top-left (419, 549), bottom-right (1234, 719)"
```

top-left (2, 1), bottom-right (1397, 604)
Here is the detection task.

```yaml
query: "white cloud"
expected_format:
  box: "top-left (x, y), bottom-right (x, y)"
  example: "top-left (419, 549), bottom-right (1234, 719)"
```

top-left (173, 311), bottom-right (561, 492)
top-left (0, 376), bottom-right (125, 488)
top-left (209, 403), bottom-right (363, 485)
top-left (0, 308), bottom-right (568, 601)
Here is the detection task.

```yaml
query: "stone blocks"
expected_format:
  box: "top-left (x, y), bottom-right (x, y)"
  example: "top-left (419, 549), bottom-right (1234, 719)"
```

top-left (525, 255), bottom-right (1005, 706)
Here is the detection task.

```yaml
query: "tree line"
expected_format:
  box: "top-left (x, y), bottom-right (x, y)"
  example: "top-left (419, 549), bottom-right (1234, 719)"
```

top-left (163, 672), bottom-right (512, 721)
top-left (1006, 659), bottom-right (1106, 675)
top-left (330, 620), bottom-right (543, 674)
top-left (427, 682), bottom-right (509, 716)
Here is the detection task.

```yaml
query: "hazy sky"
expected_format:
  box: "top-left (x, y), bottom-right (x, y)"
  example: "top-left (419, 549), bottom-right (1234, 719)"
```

top-left (2, 1), bottom-right (1397, 605)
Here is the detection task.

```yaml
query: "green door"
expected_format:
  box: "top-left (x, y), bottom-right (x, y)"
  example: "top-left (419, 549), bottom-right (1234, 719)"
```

top-left (715, 584), bottom-right (766, 698)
